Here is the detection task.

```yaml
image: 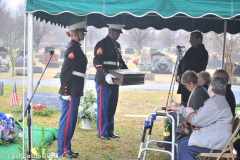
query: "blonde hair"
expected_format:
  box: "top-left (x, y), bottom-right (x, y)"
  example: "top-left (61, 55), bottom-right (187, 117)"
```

top-left (198, 71), bottom-right (211, 85)
top-left (66, 30), bottom-right (76, 37)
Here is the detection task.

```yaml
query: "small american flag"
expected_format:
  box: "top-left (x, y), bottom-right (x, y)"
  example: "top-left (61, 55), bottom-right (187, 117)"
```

top-left (9, 83), bottom-right (19, 108)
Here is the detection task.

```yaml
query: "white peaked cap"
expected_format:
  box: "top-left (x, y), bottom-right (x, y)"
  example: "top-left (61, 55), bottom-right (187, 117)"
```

top-left (67, 21), bottom-right (87, 32)
top-left (107, 24), bottom-right (125, 33)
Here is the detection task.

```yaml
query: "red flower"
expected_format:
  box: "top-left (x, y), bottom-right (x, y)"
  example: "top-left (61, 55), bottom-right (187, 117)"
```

top-left (33, 104), bottom-right (47, 110)
top-left (133, 59), bottom-right (139, 65)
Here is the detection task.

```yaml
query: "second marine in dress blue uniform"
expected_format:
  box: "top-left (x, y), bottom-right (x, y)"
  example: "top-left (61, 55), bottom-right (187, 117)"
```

top-left (93, 24), bottom-right (127, 139)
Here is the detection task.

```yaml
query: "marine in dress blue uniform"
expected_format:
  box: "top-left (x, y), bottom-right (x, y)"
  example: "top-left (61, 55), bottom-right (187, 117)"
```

top-left (58, 22), bottom-right (88, 158)
top-left (93, 24), bottom-right (128, 140)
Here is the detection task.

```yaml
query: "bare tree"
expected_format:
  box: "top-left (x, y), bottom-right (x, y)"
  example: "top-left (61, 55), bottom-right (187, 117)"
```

top-left (33, 19), bottom-right (56, 52)
top-left (2, 5), bottom-right (25, 76)
top-left (159, 29), bottom-right (179, 52)
top-left (0, 1), bottom-right (9, 44)
top-left (124, 28), bottom-right (155, 55)
top-left (208, 32), bottom-right (240, 81)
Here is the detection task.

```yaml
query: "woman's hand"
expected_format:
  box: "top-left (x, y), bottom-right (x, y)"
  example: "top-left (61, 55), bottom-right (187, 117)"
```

top-left (166, 105), bottom-right (180, 111)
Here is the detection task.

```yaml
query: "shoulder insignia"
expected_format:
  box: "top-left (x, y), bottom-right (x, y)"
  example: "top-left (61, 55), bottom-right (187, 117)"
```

top-left (68, 52), bottom-right (74, 59)
top-left (96, 47), bottom-right (103, 55)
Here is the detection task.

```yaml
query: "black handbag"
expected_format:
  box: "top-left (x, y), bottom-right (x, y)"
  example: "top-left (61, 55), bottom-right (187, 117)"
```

top-left (233, 139), bottom-right (240, 157)
top-left (175, 112), bottom-right (197, 143)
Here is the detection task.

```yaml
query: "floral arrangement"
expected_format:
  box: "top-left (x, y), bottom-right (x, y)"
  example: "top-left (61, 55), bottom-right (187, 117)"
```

top-left (0, 112), bottom-right (22, 146)
top-left (163, 118), bottom-right (170, 137)
top-left (78, 90), bottom-right (97, 123)
top-left (30, 127), bottom-right (50, 159)
top-left (210, 52), bottom-right (219, 59)
top-left (13, 104), bottom-right (57, 117)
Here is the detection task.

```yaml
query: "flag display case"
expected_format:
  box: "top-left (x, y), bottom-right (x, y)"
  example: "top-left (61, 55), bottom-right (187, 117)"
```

top-left (109, 69), bottom-right (145, 86)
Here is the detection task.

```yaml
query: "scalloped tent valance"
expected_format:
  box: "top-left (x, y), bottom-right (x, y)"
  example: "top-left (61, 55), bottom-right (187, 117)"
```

top-left (26, 0), bottom-right (240, 34)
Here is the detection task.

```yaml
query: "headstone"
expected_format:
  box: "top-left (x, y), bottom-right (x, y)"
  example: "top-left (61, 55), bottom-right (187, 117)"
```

top-left (54, 72), bottom-right (61, 78)
top-left (35, 53), bottom-right (43, 58)
top-left (86, 74), bottom-right (95, 80)
top-left (0, 51), bottom-right (7, 59)
top-left (60, 50), bottom-right (65, 59)
top-left (44, 47), bottom-right (55, 54)
top-left (16, 57), bottom-right (25, 61)
top-left (15, 61), bottom-right (27, 67)
top-left (0, 66), bottom-right (8, 72)
top-left (144, 73), bottom-right (155, 81)
top-left (19, 50), bottom-right (28, 57)
top-left (0, 82), bottom-right (3, 96)
top-left (59, 62), bottom-right (63, 66)
top-left (15, 69), bottom-right (27, 76)
top-left (47, 62), bottom-right (59, 68)
top-left (23, 92), bottom-right (62, 110)
top-left (234, 65), bottom-right (240, 76)
top-left (234, 55), bottom-right (240, 62)
top-left (207, 58), bottom-right (221, 68)
top-left (32, 66), bottom-right (43, 73)
top-left (43, 54), bottom-right (58, 64)
top-left (38, 58), bottom-right (44, 62)
top-left (0, 47), bottom-right (7, 53)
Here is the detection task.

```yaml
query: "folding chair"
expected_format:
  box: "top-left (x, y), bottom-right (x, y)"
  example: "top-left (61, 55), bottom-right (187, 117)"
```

top-left (137, 107), bottom-right (177, 160)
top-left (197, 117), bottom-right (240, 160)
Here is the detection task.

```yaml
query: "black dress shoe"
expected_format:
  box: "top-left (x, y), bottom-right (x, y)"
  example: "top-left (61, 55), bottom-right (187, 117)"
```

top-left (61, 152), bottom-right (78, 158)
top-left (70, 151), bottom-right (79, 156)
top-left (99, 136), bottom-right (111, 140)
top-left (108, 134), bottom-right (120, 138)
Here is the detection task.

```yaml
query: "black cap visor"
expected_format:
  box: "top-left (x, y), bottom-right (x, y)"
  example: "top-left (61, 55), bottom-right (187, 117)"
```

top-left (76, 28), bottom-right (87, 32)
top-left (112, 28), bottom-right (123, 33)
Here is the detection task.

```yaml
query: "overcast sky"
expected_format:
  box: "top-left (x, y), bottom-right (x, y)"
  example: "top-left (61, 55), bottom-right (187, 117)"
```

top-left (5, 0), bottom-right (25, 11)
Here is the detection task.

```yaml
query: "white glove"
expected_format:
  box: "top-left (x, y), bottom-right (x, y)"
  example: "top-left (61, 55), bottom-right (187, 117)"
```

top-left (62, 95), bottom-right (71, 101)
top-left (105, 73), bottom-right (116, 84)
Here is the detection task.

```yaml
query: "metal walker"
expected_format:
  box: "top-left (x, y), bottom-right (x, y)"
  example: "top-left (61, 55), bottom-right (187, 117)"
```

top-left (137, 46), bottom-right (185, 160)
top-left (137, 107), bottom-right (177, 160)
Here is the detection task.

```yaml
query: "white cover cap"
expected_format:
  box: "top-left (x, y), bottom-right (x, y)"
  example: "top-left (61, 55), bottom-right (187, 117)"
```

top-left (67, 21), bottom-right (87, 32)
top-left (107, 24), bottom-right (124, 33)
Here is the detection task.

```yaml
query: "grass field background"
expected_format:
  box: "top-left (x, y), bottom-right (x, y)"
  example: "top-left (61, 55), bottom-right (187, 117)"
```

top-left (0, 84), bottom-right (182, 160)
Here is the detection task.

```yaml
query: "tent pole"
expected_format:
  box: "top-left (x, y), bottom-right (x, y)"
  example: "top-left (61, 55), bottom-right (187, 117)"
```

top-left (27, 13), bottom-right (34, 154)
top-left (84, 16), bottom-right (88, 92)
top-left (221, 20), bottom-right (227, 69)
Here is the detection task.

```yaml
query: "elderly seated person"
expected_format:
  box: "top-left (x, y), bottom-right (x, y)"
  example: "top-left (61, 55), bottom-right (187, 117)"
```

top-left (213, 69), bottom-right (236, 118)
top-left (157, 70), bottom-right (209, 149)
top-left (197, 71), bottom-right (211, 90)
top-left (167, 77), bottom-right (233, 160)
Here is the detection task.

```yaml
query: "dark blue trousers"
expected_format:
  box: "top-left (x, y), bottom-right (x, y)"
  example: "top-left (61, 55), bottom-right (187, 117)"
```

top-left (96, 84), bottom-right (119, 137)
top-left (58, 96), bottom-right (80, 156)
top-left (177, 139), bottom-right (221, 160)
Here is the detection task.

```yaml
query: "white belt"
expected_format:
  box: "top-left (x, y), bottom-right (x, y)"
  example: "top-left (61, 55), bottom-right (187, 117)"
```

top-left (72, 71), bottom-right (85, 77)
top-left (104, 61), bottom-right (116, 65)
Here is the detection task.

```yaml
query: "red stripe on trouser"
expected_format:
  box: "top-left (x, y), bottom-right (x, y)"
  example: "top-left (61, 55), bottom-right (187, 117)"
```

top-left (100, 84), bottom-right (102, 136)
top-left (63, 97), bottom-right (72, 154)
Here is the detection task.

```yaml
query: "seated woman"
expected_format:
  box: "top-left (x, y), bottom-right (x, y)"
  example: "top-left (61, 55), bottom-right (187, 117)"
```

top-left (213, 69), bottom-right (236, 118)
top-left (197, 71), bottom-right (211, 90)
top-left (157, 70), bottom-right (209, 149)
top-left (167, 77), bottom-right (233, 160)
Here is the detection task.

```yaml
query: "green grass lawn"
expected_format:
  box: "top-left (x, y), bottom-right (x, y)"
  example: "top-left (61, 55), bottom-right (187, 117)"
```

top-left (1, 85), bottom-right (182, 160)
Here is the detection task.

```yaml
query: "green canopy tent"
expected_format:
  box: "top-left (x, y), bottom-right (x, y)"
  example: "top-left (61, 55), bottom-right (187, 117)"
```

top-left (26, 0), bottom-right (240, 33)
top-left (24, 1), bottom-right (240, 156)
